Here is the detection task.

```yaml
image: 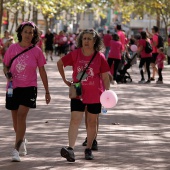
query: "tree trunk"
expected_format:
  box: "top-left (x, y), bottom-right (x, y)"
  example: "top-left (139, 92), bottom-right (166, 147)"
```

top-left (44, 15), bottom-right (48, 32)
top-left (22, 4), bottom-right (25, 22)
top-left (27, 4), bottom-right (31, 21)
top-left (7, 10), bottom-right (9, 30)
top-left (156, 12), bottom-right (160, 28)
top-left (32, 6), bottom-right (38, 25)
top-left (15, 11), bottom-right (19, 28)
top-left (10, 13), bottom-right (16, 34)
top-left (0, 0), bottom-right (4, 35)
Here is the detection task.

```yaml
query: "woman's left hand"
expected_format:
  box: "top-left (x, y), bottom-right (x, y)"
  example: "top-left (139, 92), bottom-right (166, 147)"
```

top-left (64, 79), bottom-right (72, 87)
top-left (45, 93), bottom-right (51, 104)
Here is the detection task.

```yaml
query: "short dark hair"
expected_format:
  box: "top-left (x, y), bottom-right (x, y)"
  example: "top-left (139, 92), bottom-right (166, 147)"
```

top-left (152, 26), bottom-right (159, 32)
top-left (112, 33), bottom-right (119, 41)
top-left (116, 24), bottom-right (122, 30)
top-left (140, 31), bottom-right (147, 39)
top-left (16, 21), bottom-right (39, 44)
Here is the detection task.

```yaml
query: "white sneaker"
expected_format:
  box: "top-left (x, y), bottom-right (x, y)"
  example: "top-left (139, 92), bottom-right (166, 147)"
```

top-left (19, 138), bottom-right (28, 156)
top-left (12, 149), bottom-right (21, 162)
top-left (113, 80), bottom-right (117, 85)
top-left (111, 80), bottom-right (117, 85)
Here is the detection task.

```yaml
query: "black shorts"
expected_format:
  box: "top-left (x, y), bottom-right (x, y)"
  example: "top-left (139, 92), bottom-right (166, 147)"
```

top-left (151, 53), bottom-right (158, 63)
top-left (71, 99), bottom-right (101, 114)
top-left (45, 45), bottom-right (53, 52)
top-left (6, 86), bottom-right (37, 110)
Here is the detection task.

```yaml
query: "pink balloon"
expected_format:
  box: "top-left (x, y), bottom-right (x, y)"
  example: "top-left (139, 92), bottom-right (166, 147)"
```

top-left (130, 45), bottom-right (137, 52)
top-left (63, 37), bottom-right (67, 41)
top-left (100, 90), bottom-right (118, 108)
top-left (72, 34), bottom-right (76, 38)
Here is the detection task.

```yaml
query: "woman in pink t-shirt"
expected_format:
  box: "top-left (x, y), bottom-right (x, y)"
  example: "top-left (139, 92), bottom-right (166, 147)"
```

top-left (57, 29), bottom-right (110, 162)
top-left (56, 31), bottom-right (68, 58)
top-left (3, 21), bottom-right (51, 162)
top-left (156, 47), bottom-right (165, 84)
top-left (146, 26), bottom-right (159, 81)
top-left (138, 31), bottom-right (152, 83)
top-left (108, 33), bottom-right (122, 84)
top-left (0, 38), bottom-right (3, 60)
top-left (167, 34), bottom-right (170, 64)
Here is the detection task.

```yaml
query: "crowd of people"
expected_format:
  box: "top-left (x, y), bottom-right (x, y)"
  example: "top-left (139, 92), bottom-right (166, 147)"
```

top-left (102, 25), bottom-right (169, 84)
top-left (1, 25), bottom-right (169, 85)
top-left (36, 29), bottom-right (77, 60)
top-left (1, 21), bottom-right (170, 163)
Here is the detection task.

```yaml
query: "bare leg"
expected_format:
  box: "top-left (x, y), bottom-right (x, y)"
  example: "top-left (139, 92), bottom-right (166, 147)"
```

top-left (86, 112), bottom-right (98, 149)
top-left (151, 63), bottom-right (158, 79)
top-left (12, 105), bottom-right (29, 151)
top-left (68, 111), bottom-right (84, 148)
top-left (11, 110), bottom-right (18, 133)
top-left (153, 64), bottom-right (158, 78)
top-left (85, 108), bottom-right (99, 140)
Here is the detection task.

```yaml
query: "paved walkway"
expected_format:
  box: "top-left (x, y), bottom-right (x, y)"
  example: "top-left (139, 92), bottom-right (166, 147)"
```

top-left (0, 57), bottom-right (170, 170)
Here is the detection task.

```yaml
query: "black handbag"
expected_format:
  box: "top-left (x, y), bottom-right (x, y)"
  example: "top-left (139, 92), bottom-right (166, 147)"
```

top-left (145, 41), bottom-right (152, 54)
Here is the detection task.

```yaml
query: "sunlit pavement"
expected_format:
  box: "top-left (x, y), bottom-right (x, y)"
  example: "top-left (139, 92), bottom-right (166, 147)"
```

top-left (0, 57), bottom-right (170, 170)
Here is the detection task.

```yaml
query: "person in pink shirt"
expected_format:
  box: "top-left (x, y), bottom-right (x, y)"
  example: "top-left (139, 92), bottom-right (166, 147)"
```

top-left (108, 33), bottom-right (122, 84)
top-left (146, 26), bottom-right (159, 81)
top-left (103, 30), bottom-right (112, 59)
top-left (167, 34), bottom-right (170, 64)
top-left (116, 24), bottom-right (126, 52)
top-left (137, 31), bottom-right (152, 83)
top-left (155, 47), bottom-right (165, 84)
top-left (0, 38), bottom-right (3, 60)
top-left (57, 29), bottom-right (110, 162)
top-left (56, 31), bottom-right (68, 58)
top-left (3, 21), bottom-right (51, 162)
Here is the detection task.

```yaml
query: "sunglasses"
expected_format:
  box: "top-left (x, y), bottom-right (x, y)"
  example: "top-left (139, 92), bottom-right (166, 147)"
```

top-left (82, 29), bottom-right (97, 37)
top-left (21, 21), bottom-right (35, 29)
top-left (83, 29), bottom-right (96, 33)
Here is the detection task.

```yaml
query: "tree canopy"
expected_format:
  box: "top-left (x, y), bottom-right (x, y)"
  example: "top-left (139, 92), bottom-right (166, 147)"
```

top-left (0, 0), bottom-right (170, 36)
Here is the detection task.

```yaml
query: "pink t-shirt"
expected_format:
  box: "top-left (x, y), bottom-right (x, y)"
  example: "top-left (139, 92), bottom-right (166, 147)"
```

top-left (62, 48), bottom-right (110, 104)
top-left (138, 39), bottom-right (152, 58)
top-left (117, 31), bottom-right (126, 52)
top-left (103, 34), bottom-right (112, 47)
top-left (56, 35), bottom-right (66, 45)
top-left (3, 43), bottom-right (46, 89)
top-left (108, 40), bottom-right (122, 59)
top-left (152, 34), bottom-right (158, 53)
top-left (156, 53), bottom-right (165, 69)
